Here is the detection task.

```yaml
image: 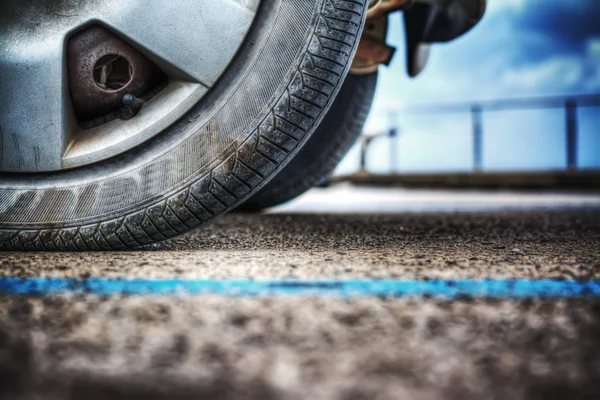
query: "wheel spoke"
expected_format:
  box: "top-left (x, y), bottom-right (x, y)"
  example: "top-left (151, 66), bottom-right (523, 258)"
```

top-left (0, 37), bottom-right (72, 172)
top-left (104, 0), bottom-right (259, 86)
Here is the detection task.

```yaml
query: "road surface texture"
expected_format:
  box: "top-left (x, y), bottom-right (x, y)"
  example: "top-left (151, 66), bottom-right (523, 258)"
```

top-left (0, 188), bottom-right (599, 400)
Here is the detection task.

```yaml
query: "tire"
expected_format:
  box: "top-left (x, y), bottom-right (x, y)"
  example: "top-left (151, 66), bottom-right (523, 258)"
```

top-left (240, 71), bottom-right (378, 211)
top-left (0, 0), bottom-right (368, 251)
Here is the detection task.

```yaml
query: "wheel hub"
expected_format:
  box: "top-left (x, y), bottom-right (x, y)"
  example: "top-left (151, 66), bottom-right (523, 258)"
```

top-left (67, 24), bottom-right (165, 123)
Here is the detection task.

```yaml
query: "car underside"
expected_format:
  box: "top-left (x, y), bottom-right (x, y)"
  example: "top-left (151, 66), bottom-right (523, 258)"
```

top-left (0, 0), bottom-right (485, 250)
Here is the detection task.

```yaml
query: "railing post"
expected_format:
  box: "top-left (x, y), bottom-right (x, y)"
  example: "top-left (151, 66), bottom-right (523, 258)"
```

top-left (565, 99), bottom-right (578, 170)
top-left (389, 127), bottom-right (398, 174)
top-left (471, 105), bottom-right (483, 172)
top-left (359, 136), bottom-right (371, 173)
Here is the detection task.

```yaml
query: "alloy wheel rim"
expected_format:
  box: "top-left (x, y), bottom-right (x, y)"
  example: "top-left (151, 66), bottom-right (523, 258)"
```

top-left (0, 0), bottom-right (261, 172)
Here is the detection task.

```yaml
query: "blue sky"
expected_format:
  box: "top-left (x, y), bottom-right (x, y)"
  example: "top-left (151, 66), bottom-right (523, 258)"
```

top-left (336, 0), bottom-right (600, 174)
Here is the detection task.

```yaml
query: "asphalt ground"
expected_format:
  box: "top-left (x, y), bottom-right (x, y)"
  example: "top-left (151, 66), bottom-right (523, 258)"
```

top-left (0, 188), bottom-right (599, 399)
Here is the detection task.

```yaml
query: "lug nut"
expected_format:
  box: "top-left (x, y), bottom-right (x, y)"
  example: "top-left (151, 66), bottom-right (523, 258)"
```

top-left (119, 94), bottom-right (146, 120)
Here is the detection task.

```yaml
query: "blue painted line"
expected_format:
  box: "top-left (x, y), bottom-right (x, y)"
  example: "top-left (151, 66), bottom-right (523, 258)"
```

top-left (0, 278), bottom-right (598, 298)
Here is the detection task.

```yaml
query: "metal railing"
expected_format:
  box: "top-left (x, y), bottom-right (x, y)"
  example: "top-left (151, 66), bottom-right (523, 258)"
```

top-left (359, 94), bottom-right (600, 173)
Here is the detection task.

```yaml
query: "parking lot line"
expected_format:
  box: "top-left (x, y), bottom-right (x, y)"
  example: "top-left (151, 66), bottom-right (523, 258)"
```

top-left (0, 277), bottom-right (598, 298)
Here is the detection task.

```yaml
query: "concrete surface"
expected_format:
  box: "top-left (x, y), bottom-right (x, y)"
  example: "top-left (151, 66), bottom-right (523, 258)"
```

top-left (3, 211), bottom-right (598, 281)
top-left (272, 184), bottom-right (600, 213)
top-left (0, 188), bottom-right (599, 399)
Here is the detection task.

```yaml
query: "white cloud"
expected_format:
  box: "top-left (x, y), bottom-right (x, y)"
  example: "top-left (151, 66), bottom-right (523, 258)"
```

top-left (500, 37), bottom-right (600, 92)
top-left (584, 37), bottom-right (600, 90)
top-left (588, 37), bottom-right (600, 60)
top-left (501, 57), bottom-right (585, 89)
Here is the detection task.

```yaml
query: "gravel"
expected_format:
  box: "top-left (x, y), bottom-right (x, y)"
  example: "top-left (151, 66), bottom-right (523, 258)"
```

top-left (0, 210), bottom-right (598, 399)
top-left (1, 211), bottom-right (598, 281)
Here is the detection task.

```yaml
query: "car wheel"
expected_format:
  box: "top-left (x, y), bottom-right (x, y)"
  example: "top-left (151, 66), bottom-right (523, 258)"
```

top-left (0, 0), bottom-right (368, 250)
top-left (239, 71), bottom-right (378, 211)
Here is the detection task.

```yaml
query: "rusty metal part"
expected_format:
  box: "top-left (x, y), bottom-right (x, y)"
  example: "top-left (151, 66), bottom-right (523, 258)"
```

top-left (367, 0), bottom-right (412, 19)
top-left (352, 0), bottom-right (487, 75)
top-left (67, 25), bottom-right (165, 122)
top-left (351, 14), bottom-right (395, 75)
top-left (351, 0), bottom-right (411, 74)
